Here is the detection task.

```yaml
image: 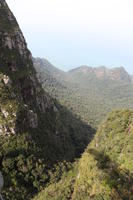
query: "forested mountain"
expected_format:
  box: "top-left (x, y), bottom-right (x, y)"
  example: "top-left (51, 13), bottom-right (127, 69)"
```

top-left (34, 110), bottom-right (133, 200)
top-left (33, 58), bottom-right (67, 95)
top-left (1, 1), bottom-right (133, 200)
top-left (72, 109), bottom-right (133, 200)
top-left (33, 58), bottom-right (65, 83)
top-left (0, 1), bottom-right (94, 199)
top-left (34, 58), bottom-right (133, 128)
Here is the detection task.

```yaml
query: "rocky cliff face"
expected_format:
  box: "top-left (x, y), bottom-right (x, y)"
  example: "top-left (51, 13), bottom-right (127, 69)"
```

top-left (0, 1), bottom-right (93, 199)
top-left (0, 0), bottom-right (55, 136)
top-left (69, 65), bottom-right (131, 83)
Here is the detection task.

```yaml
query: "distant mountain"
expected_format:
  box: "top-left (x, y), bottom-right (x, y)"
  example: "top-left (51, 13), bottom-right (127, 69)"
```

top-left (68, 65), bottom-right (131, 83)
top-left (34, 58), bottom-right (133, 128)
top-left (33, 58), bottom-right (65, 80)
top-left (2, 1), bottom-right (133, 200)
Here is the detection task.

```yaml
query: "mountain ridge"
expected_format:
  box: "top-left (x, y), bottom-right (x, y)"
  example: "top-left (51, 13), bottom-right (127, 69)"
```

top-left (34, 58), bottom-right (133, 128)
top-left (68, 65), bottom-right (131, 83)
top-left (1, 1), bottom-right (133, 199)
top-left (34, 58), bottom-right (132, 82)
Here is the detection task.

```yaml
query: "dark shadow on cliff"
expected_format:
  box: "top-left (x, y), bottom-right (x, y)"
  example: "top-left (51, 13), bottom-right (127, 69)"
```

top-left (0, 52), bottom-right (96, 199)
top-left (0, 91), bottom-right (95, 199)
top-left (88, 148), bottom-right (133, 200)
top-left (15, 96), bottom-right (96, 163)
top-left (0, 1), bottom-right (97, 199)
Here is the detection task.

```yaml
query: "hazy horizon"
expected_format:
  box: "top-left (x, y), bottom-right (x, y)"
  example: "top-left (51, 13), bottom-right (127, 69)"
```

top-left (6, 0), bottom-right (133, 74)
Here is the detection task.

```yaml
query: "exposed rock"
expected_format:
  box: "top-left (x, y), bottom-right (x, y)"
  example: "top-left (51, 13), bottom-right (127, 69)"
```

top-left (27, 110), bottom-right (38, 128)
top-left (3, 75), bottom-right (11, 86)
top-left (0, 124), bottom-right (10, 136)
top-left (1, 108), bottom-right (9, 118)
top-left (9, 127), bottom-right (15, 134)
top-left (4, 35), bottom-right (13, 49)
top-left (69, 65), bottom-right (131, 83)
top-left (0, 2), bottom-right (94, 199)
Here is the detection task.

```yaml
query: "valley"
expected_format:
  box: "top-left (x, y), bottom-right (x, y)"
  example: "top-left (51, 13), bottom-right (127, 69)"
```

top-left (34, 58), bottom-right (133, 128)
top-left (0, 1), bottom-right (133, 200)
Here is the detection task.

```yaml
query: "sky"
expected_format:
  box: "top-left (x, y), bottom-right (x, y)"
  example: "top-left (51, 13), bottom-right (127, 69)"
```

top-left (6, 0), bottom-right (133, 74)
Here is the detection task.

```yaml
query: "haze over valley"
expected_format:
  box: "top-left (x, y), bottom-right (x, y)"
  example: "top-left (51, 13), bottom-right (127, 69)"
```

top-left (0, 1), bottom-right (133, 200)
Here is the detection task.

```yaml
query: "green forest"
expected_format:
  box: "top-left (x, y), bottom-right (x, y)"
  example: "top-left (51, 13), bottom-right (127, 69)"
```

top-left (0, 1), bottom-right (133, 200)
top-left (34, 58), bottom-right (133, 128)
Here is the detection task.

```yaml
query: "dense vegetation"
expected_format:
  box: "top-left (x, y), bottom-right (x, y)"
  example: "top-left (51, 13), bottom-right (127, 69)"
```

top-left (1, 1), bottom-right (133, 200)
top-left (0, 1), bottom-right (93, 199)
top-left (34, 58), bottom-right (133, 128)
top-left (34, 110), bottom-right (133, 200)
top-left (72, 110), bottom-right (133, 199)
top-left (33, 162), bottom-right (78, 200)
top-left (0, 101), bottom-right (93, 200)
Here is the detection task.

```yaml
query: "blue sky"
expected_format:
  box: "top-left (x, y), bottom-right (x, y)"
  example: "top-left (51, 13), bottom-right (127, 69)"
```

top-left (6, 0), bottom-right (133, 74)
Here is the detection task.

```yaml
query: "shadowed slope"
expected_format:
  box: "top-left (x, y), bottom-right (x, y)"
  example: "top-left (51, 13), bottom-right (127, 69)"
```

top-left (0, 1), bottom-right (94, 199)
top-left (33, 110), bottom-right (133, 200)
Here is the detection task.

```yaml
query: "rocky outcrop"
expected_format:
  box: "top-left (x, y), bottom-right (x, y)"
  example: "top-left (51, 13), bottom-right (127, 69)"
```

top-left (0, 0), bottom-right (56, 136)
top-left (69, 65), bottom-right (131, 83)
top-left (0, 2), bottom-right (93, 200)
top-left (27, 110), bottom-right (38, 128)
top-left (3, 75), bottom-right (11, 86)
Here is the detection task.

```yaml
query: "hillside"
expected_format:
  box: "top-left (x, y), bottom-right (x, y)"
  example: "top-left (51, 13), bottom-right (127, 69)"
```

top-left (34, 59), bottom-right (133, 128)
top-left (0, 1), bottom-right (94, 199)
top-left (1, 1), bottom-right (133, 200)
top-left (33, 58), bottom-right (67, 96)
top-left (33, 58), bottom-right (65, 84)
top-left (72, 110), bottom-right (133, 199)
top-left (34, 110), bottom-right (133, 200)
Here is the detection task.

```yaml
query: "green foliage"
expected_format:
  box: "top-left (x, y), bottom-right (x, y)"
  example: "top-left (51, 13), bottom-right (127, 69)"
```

top-left (33, 162), bottom-right (78, 200)
top-left (33, 110), bottom-right (133, 200)
top-left (0, 133), bottom-right (48, 200)
top-left (1, 2), bottom-right (133, 200)
top-left (72, 110), bottom-right (133, 200)
top-left (0, 2), bottom-right (94, 199)
top-left (34, 59), bottom-right (133, 128)
top-left (0, 91), bottom-right (93, 200)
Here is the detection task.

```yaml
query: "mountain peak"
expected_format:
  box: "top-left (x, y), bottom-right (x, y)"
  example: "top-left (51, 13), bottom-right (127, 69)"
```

top-left (107, 66), bottom-right (131, 82)
top-left (69, 65), bottom-right (131, 82)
